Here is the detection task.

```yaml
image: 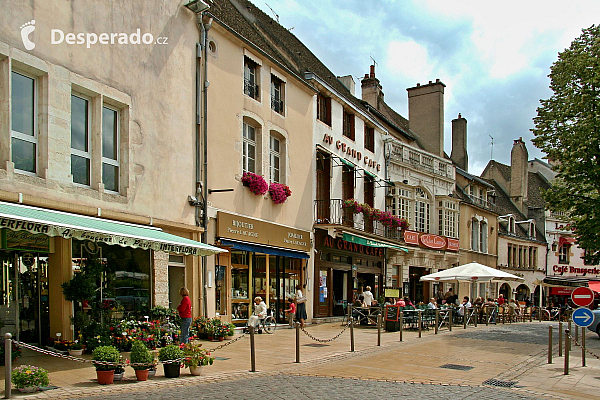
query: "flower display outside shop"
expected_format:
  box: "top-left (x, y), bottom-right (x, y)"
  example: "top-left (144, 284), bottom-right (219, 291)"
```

top-left (269, 182), bottom-right (292, 204)
top-left (11, 365), bottom-right (49, 389)
top-left (342, 199), bottom-right (409, 230)
top-left (241, 172), bottom-right (268, 195)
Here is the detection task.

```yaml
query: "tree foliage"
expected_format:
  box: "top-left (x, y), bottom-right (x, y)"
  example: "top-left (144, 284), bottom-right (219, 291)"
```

top-left (532, 25), bottom-right (600, 264)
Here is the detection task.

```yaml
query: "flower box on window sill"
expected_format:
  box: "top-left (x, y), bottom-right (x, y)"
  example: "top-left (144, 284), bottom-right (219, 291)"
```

top-left (241, 172), bottom-right (268, 196)
top-left (269, 182), bottom-right (292, 204)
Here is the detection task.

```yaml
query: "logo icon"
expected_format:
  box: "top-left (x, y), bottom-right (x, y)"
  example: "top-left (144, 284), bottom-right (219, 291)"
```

top-left (20, 20), bottom-right (35, 50)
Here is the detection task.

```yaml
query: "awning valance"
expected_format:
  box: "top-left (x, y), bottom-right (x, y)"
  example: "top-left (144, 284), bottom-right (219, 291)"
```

top-left (220, 239), bottom-right (309, 259)
top-left (342, 233), bottom-right (408, 252)
top-left (559, 236), bottom-right (577, 246)
top-left (0, 201), bottom-right (226, 256)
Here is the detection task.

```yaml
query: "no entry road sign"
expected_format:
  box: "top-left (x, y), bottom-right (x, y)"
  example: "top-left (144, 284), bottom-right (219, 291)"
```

top-left (572, 307), bottom-right (594, 328)
top-left (571, 286), bottom-right (595, 307)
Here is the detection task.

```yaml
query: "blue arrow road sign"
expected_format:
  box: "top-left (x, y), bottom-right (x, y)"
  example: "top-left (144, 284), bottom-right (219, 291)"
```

top-left (572, 307), bottom-right (594, 328)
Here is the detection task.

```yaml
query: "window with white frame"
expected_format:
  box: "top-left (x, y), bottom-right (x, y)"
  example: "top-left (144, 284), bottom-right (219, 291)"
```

top-left (471, 218), bottom-right (479, 251)
top-left (102, 106), bottom-right (120, 192)
top-left (243, 121), bottom-right (257, 173)
top-left (244, 56), bottom-right (260, 100)
top-left (558, 243), bottom-right (570, 264)
top-left (479, 220), bottom-right (488, 253)
top-left (270, 134), bottom-right (281, 183)
top-left (71, 95), bottom-right (91, 186)
top-left (389, 188), bottom-right (412, 226)
top-left (438, 200), bottom-right (457, 238)
top-left (270, 75), bottom-right (284, 114)
top-left (414, 188), bottom-right (430, 233)
top-left (11, 71), bottom-right (37, 174)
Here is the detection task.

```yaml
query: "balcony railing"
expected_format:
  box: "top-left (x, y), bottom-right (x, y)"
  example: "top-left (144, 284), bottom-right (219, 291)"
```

top-left (468, 195), bottom-right (492, 209)
top-left (244, 79), bottom-right (259, 99)
top-left (271, 97), bottom-right (284, 114)
top-left (314, 199), bottom-right (404, 241)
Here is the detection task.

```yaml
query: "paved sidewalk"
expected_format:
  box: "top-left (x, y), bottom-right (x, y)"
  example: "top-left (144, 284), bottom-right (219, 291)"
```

top-left (0, 321), bottom-right (598, 399)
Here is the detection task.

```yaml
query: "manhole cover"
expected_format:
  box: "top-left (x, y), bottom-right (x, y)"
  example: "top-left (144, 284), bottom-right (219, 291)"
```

top-left (38, 385), bottom-right (60, 391)
top-left (482, 378), bottom-right (518, 388)
top-left (214, 357), bottom-right (229, 361)
top-left (303, 343), bottom-right (329, 347)
top-left (439, 364), bottom-right (474, 371)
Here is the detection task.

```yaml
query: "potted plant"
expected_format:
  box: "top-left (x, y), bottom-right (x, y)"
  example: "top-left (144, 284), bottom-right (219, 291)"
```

top-left (213, 323), bottom-right (226, 341)
top-left (224, 322), bottom-right (236, 339)
top-left (68, 341), bottom-right (83, 356)
top-left (241, 172), bottom-right (268, 195)
top-left (204, 323), bottom-right (215, 342)
top-left (182, 342), bottom-right (214, 376)
top-left (130, 340), bottom-right (153, 381)
top-left (91, 345), bottom-right (120, 384)
top-left (269, 182), bottom-right (292, 204)
top-left (11, 365), bottom-right (49, 393)
top-left (158, 344), bottom-right (184, 378)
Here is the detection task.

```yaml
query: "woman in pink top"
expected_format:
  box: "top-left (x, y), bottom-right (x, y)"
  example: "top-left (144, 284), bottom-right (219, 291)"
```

top-left (396, 298), bottom-right (406, 307)
top-left (177, 287), bottom-right (192, 343)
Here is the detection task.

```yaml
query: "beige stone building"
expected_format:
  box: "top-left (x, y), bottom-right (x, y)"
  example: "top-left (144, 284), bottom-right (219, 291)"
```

top-left (0, 0), bottom-right (224, 343)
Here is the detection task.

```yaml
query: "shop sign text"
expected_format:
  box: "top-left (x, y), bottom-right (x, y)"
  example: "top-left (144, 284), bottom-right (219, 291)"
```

top-left (403, 230), bottom-right (459, 252)
top-left (323, 236), bottom-right (384, 258)
top-left (322, 134), bottom-right (381, 172)
top-left (553, 265), bottom-right (600, 276)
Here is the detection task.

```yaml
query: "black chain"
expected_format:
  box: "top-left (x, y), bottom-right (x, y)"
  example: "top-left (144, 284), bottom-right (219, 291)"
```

top-left (565, 332), bottom-right (600, 361)
top-left (300, 320), bottom-right (352, 343)
top-left (207, 333), bottom-right (247, 352)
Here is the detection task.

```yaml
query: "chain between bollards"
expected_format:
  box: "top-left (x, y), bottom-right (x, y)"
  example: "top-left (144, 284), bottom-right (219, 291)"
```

top-left (548, 325), bottom-right (553, 364)
top-left (5, 333), bottom-right (12, 399)
top-left (249, 326), bottom-right (256, 372)
top-left (564, 329), bottom-right (570, 375)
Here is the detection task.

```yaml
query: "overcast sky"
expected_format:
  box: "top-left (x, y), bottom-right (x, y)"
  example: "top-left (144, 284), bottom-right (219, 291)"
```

top-left (254, 0), bottom-right (599, 175)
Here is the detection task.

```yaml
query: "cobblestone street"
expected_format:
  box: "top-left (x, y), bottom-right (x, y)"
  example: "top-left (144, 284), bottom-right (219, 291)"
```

top-left (78, 374), bottom-right (547, 400)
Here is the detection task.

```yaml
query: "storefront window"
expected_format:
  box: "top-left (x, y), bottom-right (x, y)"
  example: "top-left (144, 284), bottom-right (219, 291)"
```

top-left (71, 239), bottom-right (151, 316)
top-left (231, 250), bottom-right (249, 321)
top-left (168, 255), bottom-right (185, 309)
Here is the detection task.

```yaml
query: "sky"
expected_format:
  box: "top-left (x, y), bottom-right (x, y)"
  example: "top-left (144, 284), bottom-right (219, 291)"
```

top-left (254, 0), bottom-right (600, 175)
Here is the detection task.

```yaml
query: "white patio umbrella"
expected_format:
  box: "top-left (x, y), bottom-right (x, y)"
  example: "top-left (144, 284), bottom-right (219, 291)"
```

top-left (420, 262), bottom-right (525, 283)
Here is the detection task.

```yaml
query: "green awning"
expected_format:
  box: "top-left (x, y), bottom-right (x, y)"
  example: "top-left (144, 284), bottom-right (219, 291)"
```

top-left (364, 170), bottom-right (377, 179)
top-left (342, 233), bottom-right (408, 252)
top-left (386, 180), bottom-right (396, 187)
top-left (339, 158), bottom-right (355, 168)
top-left (0, 201), bottom-right (227, 256)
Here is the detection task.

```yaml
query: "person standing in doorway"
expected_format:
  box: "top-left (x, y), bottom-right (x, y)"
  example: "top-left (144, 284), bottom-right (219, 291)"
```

top-left (295, 284), bottom-right (307, 328)
top-left (177, 287), bottom-right (192, 344)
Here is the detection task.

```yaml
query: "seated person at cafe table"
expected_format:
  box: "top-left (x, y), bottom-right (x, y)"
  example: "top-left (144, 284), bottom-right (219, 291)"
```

top-left (396, 297), bottom-right (406, 307)
top-left (427, 298), bottom-right (438, 309)
top-left (458, 296), bottom-right (472, 316)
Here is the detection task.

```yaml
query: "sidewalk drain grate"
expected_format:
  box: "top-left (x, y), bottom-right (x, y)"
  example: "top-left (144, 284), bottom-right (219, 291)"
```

top-left (482, 379), bottom-right (518, 388)
top-left (38, 385), bottom-right (60, 391)
top-left (303, 343), bottom-right (329, 347)
top-left (439, 364), bottom-right (474, 371)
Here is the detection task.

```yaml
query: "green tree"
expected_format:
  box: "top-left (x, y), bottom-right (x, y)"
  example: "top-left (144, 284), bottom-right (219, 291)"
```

top-left (532, 25), bottom-right (600, 264)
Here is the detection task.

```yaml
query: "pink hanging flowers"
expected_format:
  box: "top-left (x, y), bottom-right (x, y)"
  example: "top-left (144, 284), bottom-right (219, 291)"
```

top-left (269, 182), bottom-right (292, 204)
top-left (241, 172), bottom-right (268, 196)
top-left (342, 198), bottom-right (408, 230)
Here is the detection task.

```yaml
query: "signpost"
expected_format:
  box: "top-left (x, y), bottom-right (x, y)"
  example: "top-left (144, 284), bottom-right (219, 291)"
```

top-left (571, 287), bottom-right (594, 307)
top-left (572, 307), bottom-right (594, 328)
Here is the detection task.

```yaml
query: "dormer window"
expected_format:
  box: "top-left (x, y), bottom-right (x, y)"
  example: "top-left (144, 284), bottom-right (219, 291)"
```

top-left (508, 216), bottom-right (515, 234)
top-left (529, 221), bottom-right (536, 238)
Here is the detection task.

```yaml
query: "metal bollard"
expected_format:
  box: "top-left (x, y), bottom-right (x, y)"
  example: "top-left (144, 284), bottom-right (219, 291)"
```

top-left (568, 320), bottom-right (572, 351)
top-left (529, 308), bottom-right (533, 322)
top-left (350, 317), bottom-right (355, 352)
top-left (5, 333), bottom-right (12, 399)
top-left (502, 307), bottom-right (506, 324)
top-left (485, 307), bottom-right (489, 326)
top-left (295, 322), bottom-right (300, 363)
top-left (548, 326), bottom-right (553, 364)
top-left (564, 329), bottom-right (570, 375)
top-left (435, 309), bottom-right (439, 334)
top-left (539, 306), bottom-right (542, 322)
top-left (558, 321), bottom-right (563, 357)
top-left (575, 322), bottom-right (579, 343)
top-left (474, 307), bottom-right (478, 327)
top-left (399, 312), bottom-right (403, 342)
top-left (418, 310), bottom-right (422, 338)
top-left (249, 326), bottom-right (256, 372)
top-left (463, 309), bottom-right (467, 330)
top-left (582, 327), bottom-right (586, 367)
top-left (377, 314), bottom-right (382, 346)
top-left (449, 308), bottom-right (453, 331)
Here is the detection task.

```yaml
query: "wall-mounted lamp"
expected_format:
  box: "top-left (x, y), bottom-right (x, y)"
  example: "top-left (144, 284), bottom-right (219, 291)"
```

top-left (188, 195), bottom-right (203, 207)
top-left (184, 0), bottom-right (210, 13)
top-left (402, 179), bottom-right (409, 184)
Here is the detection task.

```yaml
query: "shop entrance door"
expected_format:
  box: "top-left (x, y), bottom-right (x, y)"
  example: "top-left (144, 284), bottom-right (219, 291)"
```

top-left (316, 268), bottom-right (330, 317)
top-left (0, 252), bottom-right (49, 344)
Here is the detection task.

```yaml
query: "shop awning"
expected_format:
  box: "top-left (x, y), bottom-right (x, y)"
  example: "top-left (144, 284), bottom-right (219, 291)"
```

top-left (559, 236), bottom-right (577, 246)
top-left (0, 201), bottom-right (227, 256)
top-left (342, 233), bottom-right (408, 252)
top-left (542, 276), bottom-right (589, 288)
top-left (220, 239), bottom-right (309, 259)
top-left (339, 158), bottom-right (355, 168)
top-left (588, 281), bottom-right (600, 293)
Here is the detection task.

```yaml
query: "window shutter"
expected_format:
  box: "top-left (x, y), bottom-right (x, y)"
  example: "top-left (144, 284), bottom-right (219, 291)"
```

top-left (326, 97), bottom-right (331, 125)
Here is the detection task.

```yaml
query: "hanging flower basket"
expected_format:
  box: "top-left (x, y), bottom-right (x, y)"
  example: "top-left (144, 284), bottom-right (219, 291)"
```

top-left (269, 182), bottom-right (292, 204)
top-left (241, 172), bottom-right (268, 196)
top-left (342, 199), bottom-right (408, 230)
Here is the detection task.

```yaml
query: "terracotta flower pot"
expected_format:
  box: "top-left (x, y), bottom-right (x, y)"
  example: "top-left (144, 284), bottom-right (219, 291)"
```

top-left (96, 370), bottom-right (115, 385)
top-left (18, 387), bottom-right (38, 393)
top-left (135, 369), bottom-right (149, 381)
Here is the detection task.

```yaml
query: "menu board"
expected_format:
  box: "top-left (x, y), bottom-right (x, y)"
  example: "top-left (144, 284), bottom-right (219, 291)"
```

top-left (386, 305), bottom-right (400, 321)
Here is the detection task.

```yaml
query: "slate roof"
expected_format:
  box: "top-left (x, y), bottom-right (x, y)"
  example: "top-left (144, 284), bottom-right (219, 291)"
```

top-left (208, 0), bottom-right (371, 116)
